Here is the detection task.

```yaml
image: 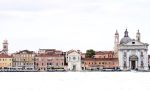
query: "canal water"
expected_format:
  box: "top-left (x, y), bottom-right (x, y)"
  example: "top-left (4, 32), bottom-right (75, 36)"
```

top-left (0, 72), bottom-right (150, 90)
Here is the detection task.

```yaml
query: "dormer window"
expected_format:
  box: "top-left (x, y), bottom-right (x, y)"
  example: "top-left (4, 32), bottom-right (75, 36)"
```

top-left (132, 42), bottom-right (135, 44)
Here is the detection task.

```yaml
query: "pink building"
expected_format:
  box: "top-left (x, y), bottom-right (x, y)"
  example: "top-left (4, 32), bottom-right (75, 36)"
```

top-left (35, 49), bottom-right (65, 71)
top-left (94, 51), bottom-right (115, 59)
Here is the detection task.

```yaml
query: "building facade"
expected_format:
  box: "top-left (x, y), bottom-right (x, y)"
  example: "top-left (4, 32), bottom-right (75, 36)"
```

top-left (35, 49), bottom-right (65, 71)
top-left (82, 51), bottom-right (118, 70)
top-left (35, 54), bottom-right (64, 71)
top-left (118, 29), bottom-right (149, 70)
top-left (66, 50), bottom-right (82, 71)
top-left (12, 50), bottom-right (35, 71)
top-left (0, 54), bottom-right (13, 70)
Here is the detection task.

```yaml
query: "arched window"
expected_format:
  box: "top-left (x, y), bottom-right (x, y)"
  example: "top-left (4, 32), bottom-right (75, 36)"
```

top-left (141, 61), bottom-right (144, 68)
top-left (123, 60), bottom-right (127, 69)
top-left (123, 52), bottom-right (127, 58)
top-left (141, 52), bottom-right (144, 57)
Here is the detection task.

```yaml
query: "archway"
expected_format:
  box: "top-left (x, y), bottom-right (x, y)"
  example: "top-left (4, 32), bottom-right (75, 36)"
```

top-left (129, 55), bottom-right (138, 70)
top-left (72, 65), bottom-right (76, 71)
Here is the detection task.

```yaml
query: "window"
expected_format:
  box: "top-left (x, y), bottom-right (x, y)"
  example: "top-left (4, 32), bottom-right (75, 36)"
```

top-left (73, 57), bottom-right (76, 60)
top-left (132, 42), bottom-right (135, 44)
top-left (123, 52), bottom-right (127, 58)
top-left (141, 52), bottom-right (144, 57)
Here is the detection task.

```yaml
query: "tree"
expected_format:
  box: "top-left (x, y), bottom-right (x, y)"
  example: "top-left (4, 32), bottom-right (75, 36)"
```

top-left (85, 49), bottom-right (95, 58)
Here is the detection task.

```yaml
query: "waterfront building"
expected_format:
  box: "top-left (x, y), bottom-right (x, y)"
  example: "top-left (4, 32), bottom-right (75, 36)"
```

top-left (35, 49), bottom-right (65, 71)
top-left (66, 50), bottom-right (82, 71)
top-left (12, 50), bottom-right (35, 71)
top-left (118, 29), bottom-right (149, 70)
top-left (82, 51), bottom-right (118, 70)
top-left (0, 54), bottom-right (13, 70)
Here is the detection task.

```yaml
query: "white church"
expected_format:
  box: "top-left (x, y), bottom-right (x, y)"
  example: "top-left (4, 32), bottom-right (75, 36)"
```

top-left (114, 29), bottom-right (149, 71)
top-left (66, 50), bottom-right (82, 71)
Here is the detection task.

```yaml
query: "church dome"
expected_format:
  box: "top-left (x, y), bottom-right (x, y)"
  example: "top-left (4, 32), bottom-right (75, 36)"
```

top-left (120, 29), bottom-right (132, 44)
top-left (120, 37), bottom-right (132, 44)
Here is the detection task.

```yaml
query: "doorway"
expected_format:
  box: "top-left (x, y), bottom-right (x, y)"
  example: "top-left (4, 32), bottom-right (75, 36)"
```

top-left (129, 55), bottom-right (138, 70)
top-left (131, 61), bottom-right (136, 70)
top-left (72, 65), bottom-right (76, 71)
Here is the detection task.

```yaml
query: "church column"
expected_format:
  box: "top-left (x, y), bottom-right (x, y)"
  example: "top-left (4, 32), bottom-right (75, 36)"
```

top-left (127, 50), bottom-right (131, 70)
top-left (137, 50), bottom-right (141, 70)
top-left (144, 50), bottom-right (149, 70)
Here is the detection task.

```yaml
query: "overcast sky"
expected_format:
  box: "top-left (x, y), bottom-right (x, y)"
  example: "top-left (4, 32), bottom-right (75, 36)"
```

top-left (0, 0), bottom-right (150, 53)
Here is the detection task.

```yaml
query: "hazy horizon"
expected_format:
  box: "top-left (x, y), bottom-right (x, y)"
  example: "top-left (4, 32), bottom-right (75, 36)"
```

top-left (0, 0), bottom-right (150, 54)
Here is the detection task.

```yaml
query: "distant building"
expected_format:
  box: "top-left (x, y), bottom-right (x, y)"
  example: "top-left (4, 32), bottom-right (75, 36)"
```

top-left (82, 51), bottom-right (118, 70)
top-left (118, 29), bottom-right (149, 70)
top-left (148, 55), bottom-right (150, 67)
top-left (35, 49), bottom-right (65, 71)
top-left (66, 50), bottom-right (82, 71)
top-left (0, 40), bottom-right (9, 54)
top-left (12, 50), bottom-right (35, 71)
top-left (0, 54), bottom-right (13, 70)
top-left (38, 49), bottom-right (63, 55)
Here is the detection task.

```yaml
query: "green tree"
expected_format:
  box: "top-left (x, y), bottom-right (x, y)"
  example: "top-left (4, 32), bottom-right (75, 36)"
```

top-left (85, 49), bottom-right (95, 58)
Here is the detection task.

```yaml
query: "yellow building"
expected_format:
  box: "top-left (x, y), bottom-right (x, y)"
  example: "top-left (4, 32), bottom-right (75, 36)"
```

top-left (0, 54), bottom-right (13, 69)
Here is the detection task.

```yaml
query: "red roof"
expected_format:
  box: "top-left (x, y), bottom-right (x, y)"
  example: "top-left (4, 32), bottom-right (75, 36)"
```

top-left (0, 54), bottom-right (13, 58)
top-left (36, 54), bottom-right (64, 57)
top-left (82, 58), bottom-right (118, 61)
top-left (95, 51), bottom-right (114, 55)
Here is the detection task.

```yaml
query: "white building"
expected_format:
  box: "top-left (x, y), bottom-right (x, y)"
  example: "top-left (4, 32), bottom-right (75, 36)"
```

top-left (117, 29), bottom-right (149, 71)
top-left (66, 50), bottom-right (82, 71)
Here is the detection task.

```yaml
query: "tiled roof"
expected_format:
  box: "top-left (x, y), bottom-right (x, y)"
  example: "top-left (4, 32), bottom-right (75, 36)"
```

top-left (15, 50), bottom-right (35, 54)
top-left (82, 58), bottom-right (118, 61)
top-left (95, 51), bottom-right (114, 55)
top-left (36, 54), bottom-right (64, 57)
top-left (0, 54), bottom-right (13, 58)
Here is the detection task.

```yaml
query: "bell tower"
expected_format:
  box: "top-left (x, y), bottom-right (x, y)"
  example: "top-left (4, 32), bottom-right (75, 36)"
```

top-left (2, 39), bottom-right (8, 54)
top-left (136, 30), bottom-right (141, 42)
top-left (114, 30), bottom-right (119, 54)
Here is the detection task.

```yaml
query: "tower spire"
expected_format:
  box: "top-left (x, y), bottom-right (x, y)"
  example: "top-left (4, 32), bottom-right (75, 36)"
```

top-left (115, 30), bottom-right (119, 35)
top-left (114, 30), bottom-right (119, 54)
top-left (124, 29), bottom-right (129, 37)
top-left (2, 39), bottom-right (8, 54)
top-left (136, 29), bottom-right (141, 41)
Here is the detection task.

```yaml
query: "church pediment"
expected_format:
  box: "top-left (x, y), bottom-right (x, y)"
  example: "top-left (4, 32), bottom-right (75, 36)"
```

top-left (125, 40), bottom-right (146, 46)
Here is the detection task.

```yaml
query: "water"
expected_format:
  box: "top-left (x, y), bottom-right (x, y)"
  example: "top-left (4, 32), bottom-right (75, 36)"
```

top-left (0, 72), bottom-right (150, 90)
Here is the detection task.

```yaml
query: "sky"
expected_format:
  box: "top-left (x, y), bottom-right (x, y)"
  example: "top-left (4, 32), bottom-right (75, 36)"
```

top-left (0, 0), bottom-right (150, 53)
